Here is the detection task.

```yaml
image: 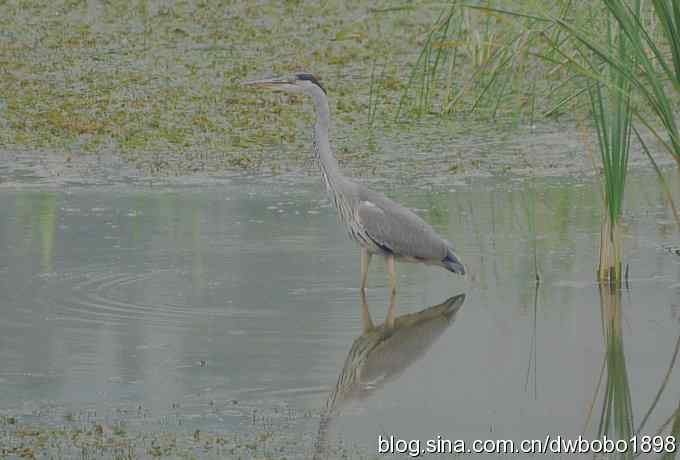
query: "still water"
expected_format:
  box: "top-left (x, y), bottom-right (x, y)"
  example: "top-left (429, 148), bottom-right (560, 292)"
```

top-left (1, 171), bottom-right (679, 458)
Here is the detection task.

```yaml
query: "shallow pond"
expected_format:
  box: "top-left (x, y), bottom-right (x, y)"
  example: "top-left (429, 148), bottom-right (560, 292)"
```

top-left (1, 170), bottom-right (679, 458)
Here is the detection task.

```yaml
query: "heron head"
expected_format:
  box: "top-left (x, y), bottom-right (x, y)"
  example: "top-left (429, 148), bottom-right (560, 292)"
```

top-left (241, 72), bottom-right (327, 95)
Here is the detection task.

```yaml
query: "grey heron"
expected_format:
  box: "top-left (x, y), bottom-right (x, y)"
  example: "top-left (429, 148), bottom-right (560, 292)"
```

top-left (242, 73), bottom-right (465, 326)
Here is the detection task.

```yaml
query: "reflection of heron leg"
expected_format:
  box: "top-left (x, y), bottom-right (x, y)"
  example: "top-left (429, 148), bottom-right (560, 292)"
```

top-left (360, 248), bottom-right (372, 293)
top-left (360, 290), bottom-right (374, 333)
top-left (385, 255), bottom-right (396, 328)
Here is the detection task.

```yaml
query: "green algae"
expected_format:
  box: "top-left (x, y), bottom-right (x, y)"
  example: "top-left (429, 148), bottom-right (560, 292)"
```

top-left (0, 0), bottom-right (440, 175)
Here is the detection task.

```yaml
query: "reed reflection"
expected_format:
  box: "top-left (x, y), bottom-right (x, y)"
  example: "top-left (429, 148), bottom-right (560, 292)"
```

top-left (313, 293), bottom-right (465, 459)
top-left (587, 285), bottom-right (680, 460)
top-left (591, 285), bottom-right (634, 456)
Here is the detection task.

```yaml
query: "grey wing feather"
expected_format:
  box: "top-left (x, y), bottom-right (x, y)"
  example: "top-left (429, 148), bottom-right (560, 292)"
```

top-left (356, 188), bottom-right (449, 261)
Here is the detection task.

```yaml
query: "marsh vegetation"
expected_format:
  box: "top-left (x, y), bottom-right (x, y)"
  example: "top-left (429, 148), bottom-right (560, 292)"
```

top-left (1, 1), bottom-right (680, 459)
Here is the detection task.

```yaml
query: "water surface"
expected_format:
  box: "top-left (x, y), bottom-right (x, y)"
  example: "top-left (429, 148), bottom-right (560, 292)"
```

top-left (1, 171), bottom-right (679, 458)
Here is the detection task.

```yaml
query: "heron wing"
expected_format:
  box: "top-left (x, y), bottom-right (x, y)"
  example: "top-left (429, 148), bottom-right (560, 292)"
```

top-left (357, 191), bottom-right (448, 261)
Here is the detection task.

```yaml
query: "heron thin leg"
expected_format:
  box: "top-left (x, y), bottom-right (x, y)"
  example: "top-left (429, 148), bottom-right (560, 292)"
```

top-left (360, 290), bottom-right (374, 333)
top-left (385, 255), bottom-right (397, 328)
top-left (360, 248), bottom-right (372, 293)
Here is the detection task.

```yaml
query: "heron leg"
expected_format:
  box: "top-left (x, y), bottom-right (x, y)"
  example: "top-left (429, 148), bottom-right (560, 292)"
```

top-left (360, 289), bottom-right (374, 333)
top-left (385, 255), bottom-right (397, 329)
top-left (360, 248), bottom-right (372, 294)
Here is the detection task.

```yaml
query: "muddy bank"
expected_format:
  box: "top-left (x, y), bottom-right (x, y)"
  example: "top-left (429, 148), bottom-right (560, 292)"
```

top-left (0, 119), bottom-right (673, 189)
top-left (0, 403), bottom-right (332, 460)
top-left (2, 1), bottom-right (672, 182)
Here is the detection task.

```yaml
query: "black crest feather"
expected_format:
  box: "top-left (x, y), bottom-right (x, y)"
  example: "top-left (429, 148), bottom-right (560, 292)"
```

top-left (295, 73), bottom-right (327, 94)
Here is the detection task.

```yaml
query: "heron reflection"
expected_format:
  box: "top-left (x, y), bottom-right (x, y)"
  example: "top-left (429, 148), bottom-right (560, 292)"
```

top-left (313, 293), bottom-right (466, 459)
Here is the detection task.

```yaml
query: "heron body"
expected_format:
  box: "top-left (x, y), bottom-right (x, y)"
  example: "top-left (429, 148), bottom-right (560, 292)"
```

top-left (242, 73), bottom-right (465, 325)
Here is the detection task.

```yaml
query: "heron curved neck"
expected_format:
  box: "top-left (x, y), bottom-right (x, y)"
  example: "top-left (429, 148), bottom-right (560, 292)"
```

top-left (311, 91), bottom-right (345, 190)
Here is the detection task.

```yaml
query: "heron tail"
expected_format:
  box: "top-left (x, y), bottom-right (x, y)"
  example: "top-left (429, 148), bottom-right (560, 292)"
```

top-left (442, 249), bottom-right (465, 275)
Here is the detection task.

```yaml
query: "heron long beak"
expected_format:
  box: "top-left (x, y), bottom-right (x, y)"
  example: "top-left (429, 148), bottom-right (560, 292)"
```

top-left (240, 77), bottom-right (292, 91)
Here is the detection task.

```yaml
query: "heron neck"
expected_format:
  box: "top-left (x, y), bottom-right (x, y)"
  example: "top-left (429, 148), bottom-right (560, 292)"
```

top-left (311, 91), bottom-right (344, 191)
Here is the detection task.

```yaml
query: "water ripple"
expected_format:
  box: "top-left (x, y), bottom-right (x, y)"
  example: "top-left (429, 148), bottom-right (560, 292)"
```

top-left (49, 268), bottom-right (271, 329)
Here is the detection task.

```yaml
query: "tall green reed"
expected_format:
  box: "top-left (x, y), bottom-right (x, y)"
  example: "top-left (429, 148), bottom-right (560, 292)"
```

top-left (402, 0), bottom-right (678, 281)
top-left (588, 4), bottom-right (636, 283)
top-left (553, 0), bottom-right (680, 163)
top-left (396, 1), bottom-right (575, 121)
top-left (552, 1), bottom-right (639, 283)
top-left (549, 0), bottom-right (680, 277)
top-left (551, 0), bottom-right (680, 240)
top-left (481, 1), bottom-right (640, 282)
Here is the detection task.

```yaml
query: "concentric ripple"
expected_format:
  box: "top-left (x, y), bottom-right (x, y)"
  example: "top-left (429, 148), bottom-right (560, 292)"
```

top-left (47, 267), bottom-right (267, 330)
